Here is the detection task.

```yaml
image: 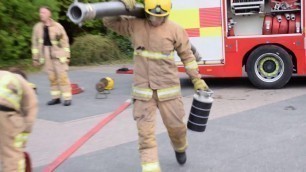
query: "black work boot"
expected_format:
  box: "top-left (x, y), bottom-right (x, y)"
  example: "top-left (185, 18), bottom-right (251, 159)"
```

top-left (47, 98), bottom-right (61, 105)
top-left (63, 100), bottom-right (72, 106)
top-left (175, 151), bottom-right (187, 165)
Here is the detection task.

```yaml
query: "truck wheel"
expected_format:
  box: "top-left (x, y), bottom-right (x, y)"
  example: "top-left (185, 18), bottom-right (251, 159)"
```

top-left (246, 45), bottom-right (293, 89)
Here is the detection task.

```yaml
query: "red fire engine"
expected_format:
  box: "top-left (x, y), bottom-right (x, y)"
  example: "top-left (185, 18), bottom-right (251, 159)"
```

top-left (171, 0), bottom-right (305, 88)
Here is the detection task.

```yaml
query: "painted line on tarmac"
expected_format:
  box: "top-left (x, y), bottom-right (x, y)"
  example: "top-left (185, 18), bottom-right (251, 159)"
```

top-left (43, 99), bottom-right (132, 172)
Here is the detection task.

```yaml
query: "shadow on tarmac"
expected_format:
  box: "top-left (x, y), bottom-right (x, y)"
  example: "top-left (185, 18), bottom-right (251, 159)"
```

top-left (180, 75), bottom-right (306, 90)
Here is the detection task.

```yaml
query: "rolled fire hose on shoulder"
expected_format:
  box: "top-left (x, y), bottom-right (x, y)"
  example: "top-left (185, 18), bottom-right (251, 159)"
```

top-left (67, 0), bottom-right (145, 25)
top-left (67, 1), bottom-right (202, 62)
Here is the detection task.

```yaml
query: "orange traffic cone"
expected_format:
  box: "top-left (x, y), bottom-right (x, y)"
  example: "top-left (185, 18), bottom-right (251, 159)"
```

top-left (71, 83), bottom-right (84, 95)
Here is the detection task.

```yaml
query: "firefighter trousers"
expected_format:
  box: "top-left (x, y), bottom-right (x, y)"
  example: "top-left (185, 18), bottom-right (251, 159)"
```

top-left (0, 111), bottom-right (27, 172)
top-left (133, 91), bottom-right (187, 172)
top-left (43, 46), bottom-right (72, 100)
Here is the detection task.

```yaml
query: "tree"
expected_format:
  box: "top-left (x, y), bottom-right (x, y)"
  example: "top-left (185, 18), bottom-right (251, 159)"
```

top-left (0, 0), bottom-right (59, 67)
top-left (0, 0), bottom-right (142, 68)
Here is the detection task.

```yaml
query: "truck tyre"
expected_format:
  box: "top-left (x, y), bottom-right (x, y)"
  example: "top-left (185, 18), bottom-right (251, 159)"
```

top-left (246, 45), bottom-right (293, 89)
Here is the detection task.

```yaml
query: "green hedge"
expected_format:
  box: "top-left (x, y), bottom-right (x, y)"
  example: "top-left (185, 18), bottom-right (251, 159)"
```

top-left (0, 0), bottom-right (141, 69)
top-left (106, 31), bottom-right (134, 57)
top-left (70, 34), bottom-right (127, 65)
top-left (0, 0), bottom-right (59, 68)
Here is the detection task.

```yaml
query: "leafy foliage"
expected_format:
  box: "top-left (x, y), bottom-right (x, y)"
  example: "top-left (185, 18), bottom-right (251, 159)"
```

top-left (70, 34), bottom-right (125, 65)
top-left (0, 0), bottom-right (141, 68)
top-left (0, 0), bottom-right (59, 66)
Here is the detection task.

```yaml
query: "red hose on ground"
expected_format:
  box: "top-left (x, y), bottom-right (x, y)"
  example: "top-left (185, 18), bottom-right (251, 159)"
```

top-left (43, 99), bottom-right (132, 172)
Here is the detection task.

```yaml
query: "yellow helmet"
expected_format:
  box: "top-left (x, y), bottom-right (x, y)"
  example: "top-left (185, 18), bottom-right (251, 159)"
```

top-left (144, 0), bottom-right (172, 17)
top-left (96, 77), bottom-right (114, 92)
top-left (104, 77), bottom-right (114, 90)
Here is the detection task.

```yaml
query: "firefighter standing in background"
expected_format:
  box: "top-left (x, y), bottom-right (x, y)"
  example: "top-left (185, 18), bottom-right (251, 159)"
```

top-left (103, 0), bottom-right (209, 171)
top-left (0, 68), bottom-right (38, 172)
top-left (31, 6), bottom-right (72, 106)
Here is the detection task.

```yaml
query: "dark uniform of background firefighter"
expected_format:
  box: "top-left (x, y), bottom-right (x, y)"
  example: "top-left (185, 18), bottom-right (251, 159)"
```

top-left (31, 6), bottom-right (72, 106)
top-left (103, 0), bottom-right (209, 171)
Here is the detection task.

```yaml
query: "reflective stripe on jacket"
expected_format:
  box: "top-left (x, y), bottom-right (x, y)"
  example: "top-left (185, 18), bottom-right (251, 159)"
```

top-left (0, 73), bottom-right (22, 110)
top-left (0, 70), bottom-right (38, 132)
top-left (103, 17), bottom-right (202, 101)
top-left (31, 19), bottom-right (70, 62)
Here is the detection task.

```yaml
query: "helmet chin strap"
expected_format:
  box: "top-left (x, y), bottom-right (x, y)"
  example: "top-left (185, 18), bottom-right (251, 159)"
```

top-left (146, 14), bottom-right (168, 26)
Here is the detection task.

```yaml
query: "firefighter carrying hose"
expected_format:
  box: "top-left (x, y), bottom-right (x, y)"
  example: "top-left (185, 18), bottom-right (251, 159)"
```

top-left (31, 6), bottom-right (72, 106)
top-left (103, 0), bottom-right (209, 171)
top-left (0, 68), bottom-right (38, 172)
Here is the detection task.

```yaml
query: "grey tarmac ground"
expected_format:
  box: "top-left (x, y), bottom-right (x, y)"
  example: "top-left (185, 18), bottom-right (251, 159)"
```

top-left (14, 65), bottom-right (306, 172)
